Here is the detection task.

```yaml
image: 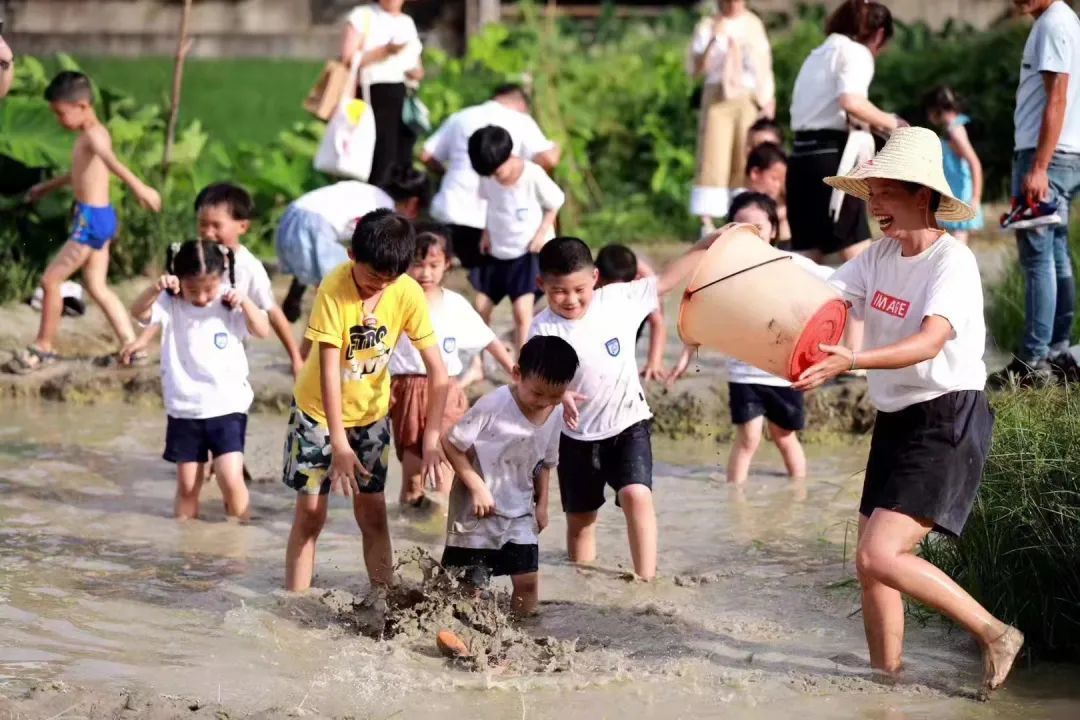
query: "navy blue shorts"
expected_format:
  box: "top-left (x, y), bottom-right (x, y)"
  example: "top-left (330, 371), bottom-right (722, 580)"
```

top-left (557, 420), bottom-right (653, 513)
top-left (163, 413), bottom-right (248, 464)
top-left (468, 253), bottom-right (540, 305)
top-left (729, 382), bottom-right (806, 431)
top-left (441, 542), bottom-right (539, 585)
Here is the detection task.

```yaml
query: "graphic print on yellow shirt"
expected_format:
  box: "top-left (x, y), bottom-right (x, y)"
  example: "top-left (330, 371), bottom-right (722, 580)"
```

top-left (294, 263), bottom-right (435, 427)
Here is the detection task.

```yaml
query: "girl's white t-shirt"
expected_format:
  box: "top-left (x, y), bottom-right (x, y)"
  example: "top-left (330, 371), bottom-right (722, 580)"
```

top-left (790, 33), bottom-right (875, 132)
top-left (478, 161), bottom-right (566, 260)
top-left (389, 289), bottom-right (496, 377)
top-left (348, 4), bottom-right (422, 86)
top-left (151, 292), bottom-right (253, 419)
top-left (829, 234), bottom-right (987, 413)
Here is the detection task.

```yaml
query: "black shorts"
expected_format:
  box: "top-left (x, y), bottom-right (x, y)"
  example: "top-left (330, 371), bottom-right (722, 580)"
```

top-left (448, 224), bottom-right (485, 270)
top-left (468, 253), bottom-right (540, 305)
top-left (787, 130), bottom-right (870, 255)
top-left (441, 542), bottom-right (539, 585)
top-left (557, 420), bottom-right (653, 513)
top-left (861, 391), bottom-right (994, 537)
top-left (164, 413), bottom-right (247, 464)
top-left (729, 382), bottom-right (806, 431)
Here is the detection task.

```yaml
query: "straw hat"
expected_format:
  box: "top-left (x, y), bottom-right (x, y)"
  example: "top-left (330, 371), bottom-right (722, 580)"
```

top-left (823, 126), bottom-right (976, 222)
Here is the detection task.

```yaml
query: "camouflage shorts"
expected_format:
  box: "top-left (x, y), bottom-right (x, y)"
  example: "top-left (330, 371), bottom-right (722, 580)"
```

top-left (281, 404), bottom-right (391, 496)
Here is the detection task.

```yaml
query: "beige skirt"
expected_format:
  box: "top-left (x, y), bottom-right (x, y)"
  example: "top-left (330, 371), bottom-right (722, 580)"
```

top-left (692, 85), bottom-right (758, 218)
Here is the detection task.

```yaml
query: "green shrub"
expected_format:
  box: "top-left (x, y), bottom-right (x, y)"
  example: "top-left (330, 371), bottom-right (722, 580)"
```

top-left (921, 386), bottom-right (1080, 661)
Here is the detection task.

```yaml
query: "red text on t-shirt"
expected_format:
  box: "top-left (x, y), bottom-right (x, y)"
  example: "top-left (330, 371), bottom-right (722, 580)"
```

top-left (870, 291), bottom-right (910, 319)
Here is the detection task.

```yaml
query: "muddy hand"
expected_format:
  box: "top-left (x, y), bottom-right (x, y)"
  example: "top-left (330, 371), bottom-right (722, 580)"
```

top-left (561, 391), bottom-right (587, 431)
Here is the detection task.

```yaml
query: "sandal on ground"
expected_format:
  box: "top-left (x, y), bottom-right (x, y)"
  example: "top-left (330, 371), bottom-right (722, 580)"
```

top-left (93, 350), bottom-right (150, 368)
top-left (3, 346), bottom-right (60, 375)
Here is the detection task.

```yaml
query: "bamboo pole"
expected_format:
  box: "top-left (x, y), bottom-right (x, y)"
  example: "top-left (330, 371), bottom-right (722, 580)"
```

top-left (162, 0), bottom-right (194, 174)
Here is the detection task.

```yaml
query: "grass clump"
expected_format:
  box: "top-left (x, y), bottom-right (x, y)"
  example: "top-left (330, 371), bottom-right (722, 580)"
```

top-left (921, 386), bottom-right (1080, 661)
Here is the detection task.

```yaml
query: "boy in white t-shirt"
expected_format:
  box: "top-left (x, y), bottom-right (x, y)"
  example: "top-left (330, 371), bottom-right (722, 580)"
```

top-left (527, 234), bottom-right (718, 580)
top-left (441, 335), bottom-right (579, 616)
top-left (468, 125), bottom-right (566, 352)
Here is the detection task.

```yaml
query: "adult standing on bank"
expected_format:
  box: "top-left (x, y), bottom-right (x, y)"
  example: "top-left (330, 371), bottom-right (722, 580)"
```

top-left (0, 33), bottom-right (14, 99)
top-left (794, 127), bottom-right (1024, 691)
top-left (687, 0), bottom-right (775, 233)
top-left (787, 0), bottom-right (903, 264)
top-left (341, 0), bottom-right (424, 187)
top-left (421, 84), bottom-right (561, 270)
top-left (991, 0), bottom-right (1080, 386)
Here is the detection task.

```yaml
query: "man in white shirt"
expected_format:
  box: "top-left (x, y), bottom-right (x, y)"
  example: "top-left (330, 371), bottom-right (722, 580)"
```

top-left (421, 84), bottom-right (561, 269)
top-left (994, 0), bottom-right (1080, 385)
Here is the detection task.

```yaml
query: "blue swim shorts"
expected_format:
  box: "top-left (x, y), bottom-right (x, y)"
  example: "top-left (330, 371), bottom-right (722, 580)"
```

top-left (70, 203), bottom-right (118, 251)
top-left (275, 205), bottom-right (347, 287)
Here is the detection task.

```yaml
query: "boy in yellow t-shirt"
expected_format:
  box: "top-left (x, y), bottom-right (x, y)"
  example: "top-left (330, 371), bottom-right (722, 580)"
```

top-left (283, 209), bottom-right (449, 592)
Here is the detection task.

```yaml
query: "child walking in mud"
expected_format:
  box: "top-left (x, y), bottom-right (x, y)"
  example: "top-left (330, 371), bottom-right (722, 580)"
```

top-left (122, 241), bottom-right (270, 521)
top-left (594, 244), bottom-right (668, 383)
top-left (389, 225), bottom-right (515, 507)
top-left (528, 233), bottom-right (718, 580)
top-left (441, 335), bottom-right (578, 616)
top-left (6, 71), bottom-right (161, 375)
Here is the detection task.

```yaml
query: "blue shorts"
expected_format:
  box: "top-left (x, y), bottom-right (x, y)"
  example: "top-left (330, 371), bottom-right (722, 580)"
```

top-left (163, 413), bottom-right (248, 464)
top-left (468, 253), bottom-right (540, 305)
top-left (70, 203), bottom-right (118, 251)
top-left (276, 205), bottom-right (348, 287)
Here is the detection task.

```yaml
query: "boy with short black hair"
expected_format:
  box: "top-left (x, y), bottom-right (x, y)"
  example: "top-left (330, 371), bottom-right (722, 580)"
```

top-left (6, 70), bottom-right (161, 374)
top-left (595, 244), bottom-right (667, 382)
top-left (282, 209), bottom-right (449, 593)
top-left (747, 117), bottom-right (783, 150)
top-left (468, 125), bottom-right (565, 351)
top-left (441, 334), bottom-right (579, 616)
top-left (528, 233), bottom-right (717, 580)
top-left (195, 182), bottom-right (304, 377)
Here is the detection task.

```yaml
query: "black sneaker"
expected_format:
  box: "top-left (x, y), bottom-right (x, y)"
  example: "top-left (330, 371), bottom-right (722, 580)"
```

top-left (282, 278), bottom-right (307, 324)
top-left (1049, 349), bottom-right (1080, 383)
top-left (987, 357), bottom-right (1055, 390)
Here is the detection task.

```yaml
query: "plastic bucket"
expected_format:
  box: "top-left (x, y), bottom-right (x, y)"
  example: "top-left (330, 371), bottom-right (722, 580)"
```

top-left (678, 224), bottom-right (848, 381)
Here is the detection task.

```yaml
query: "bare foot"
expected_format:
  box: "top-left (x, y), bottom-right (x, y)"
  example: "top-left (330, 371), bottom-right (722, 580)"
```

top-left (983, 626), bottom-right (1024, 690)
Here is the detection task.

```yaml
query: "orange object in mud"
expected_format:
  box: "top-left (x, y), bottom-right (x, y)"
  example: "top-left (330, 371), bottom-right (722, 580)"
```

top-left (436, 629), bottom-right (469, 658)
top-left (678, 224), bottom-right (848, 381)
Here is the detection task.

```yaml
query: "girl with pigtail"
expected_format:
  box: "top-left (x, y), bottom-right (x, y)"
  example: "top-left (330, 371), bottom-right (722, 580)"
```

top-left (124, 240), bottom-right (270, 521)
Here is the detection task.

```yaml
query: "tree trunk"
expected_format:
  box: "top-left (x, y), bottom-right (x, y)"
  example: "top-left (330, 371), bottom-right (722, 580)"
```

top-left (162, 0), bottom-right (194, 174)
top-left (466, 0), bottom-right (501, 41)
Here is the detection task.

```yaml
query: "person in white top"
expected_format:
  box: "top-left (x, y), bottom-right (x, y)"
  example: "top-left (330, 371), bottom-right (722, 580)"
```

top-left (421, 84), bottom-right (561, 270)
top-left (787, 0), bottom-right (904, 263)
top-left (340, 0), bottom-right (424, 187)
top-left (121, 241), bottom-right (270, 522)
top-left (388, 226), bottom-right (515, 506)
top-left (468, 125), bottom-right (566, 352)
top-left (793, 127), bottom-right (1024, 691)
top-left (194, 183), bottom-right (303, 377)
top-left (441, 335), bottom-right (578, 617)
top-left (527, 233), bottom-right (720, 581)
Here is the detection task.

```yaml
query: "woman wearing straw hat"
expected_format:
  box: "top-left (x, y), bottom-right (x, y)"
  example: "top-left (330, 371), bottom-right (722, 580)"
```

top-left (794, 127), bottom-right (1024, 690)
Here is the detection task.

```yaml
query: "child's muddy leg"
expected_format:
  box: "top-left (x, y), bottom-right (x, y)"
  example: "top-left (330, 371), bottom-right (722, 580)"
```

top-left (35, 241), bottom-right (91, 352)
top-left (83, 242), bottom-right (135, 345)
top-left (566, 511), bottom-right (598, 565)
top-left (352, 492), bottom-right (394, 587)
top-left (285, 494), bottom-right (328, 592)
top-left (510, 572), bottom-right (539, 617)
top-left (174, 461), bottom-right (202, 520)
top-left (768, 422), bottom-right (806, 480)
top-left (400, 449), bottom-right (424, 505)
top-left (727, 417), bottom-right (763, 485)
top-left (213, 451), bottom-right (250, 520)
top-left (618, 484), bottom-right (657, 580)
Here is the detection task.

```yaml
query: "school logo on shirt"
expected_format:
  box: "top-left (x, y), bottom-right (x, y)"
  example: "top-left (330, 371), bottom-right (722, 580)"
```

top-left (443, 337), bottom-right (457, 354)
top-left (870, 291), bottom-right (910, 319)
top-left (605, 338), bottom-right (620, 357)
top-left (344, 322), bottom-right (391, 380)
top-left (516, 208), bottom-right (530, 222)
top-left (213, 332), bottom-right (228, 349)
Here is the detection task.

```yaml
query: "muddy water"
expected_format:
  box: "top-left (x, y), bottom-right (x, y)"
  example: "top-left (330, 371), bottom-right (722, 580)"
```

top-left (1, 402), bottom-right (1078, 719)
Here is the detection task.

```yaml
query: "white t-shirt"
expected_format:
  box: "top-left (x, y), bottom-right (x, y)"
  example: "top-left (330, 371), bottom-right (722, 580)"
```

top-left (479, 161), bottom-right (565, 260)
top-left (790, 34), bottom-right (875, 132)
top-left (728, 253), bottom-right (834, 386)
top-left (828, 235), bottom-right (987, 413)
top-left (230, 245), bottom-right (275, 312)
top-left (150, 292), bottom-right (253, 420)
top-left (291, 181), bottom-right (394, 241)
top-left (528, 276), bottom-right (659, 441)
top-left (689, 17), bottom-right (756, 90)
top-left (425, 100), bottom-right (557, 229)
top-left (389, 289), bottom-right (495, 377)
top-left (348, 4), bottom-right (422, 86)
top-left (1014, 1), bottom-right (1080, 152)
top-left (445, 385), bottom-right (562, 550)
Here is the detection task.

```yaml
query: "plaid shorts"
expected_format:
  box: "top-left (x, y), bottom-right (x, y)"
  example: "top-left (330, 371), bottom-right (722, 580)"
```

top-left (281, 404), bottom-right (391, 496)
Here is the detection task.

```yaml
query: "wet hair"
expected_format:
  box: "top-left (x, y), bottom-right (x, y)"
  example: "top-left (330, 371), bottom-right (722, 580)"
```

top-left (746, 142), bottom-right (788, 174)
top-left (492, 83), bottom-right (530, 107)
top-left (413, 221), bottom-right (451, 262)
top-left (193, 182), bottom-right (255, 221)
top-left (468, 125), bottom-right (514, 177)
top-left (44, 71), bottom-right (93, 104)
top-left (900, 181), bottom-right (943, 213)
top-left (728, 192), bottom-right (780, 243)
top-left (923, 85), bottom-right (963, 115)
top-left (380, 164), bottom-right (432, 210)
top-left (825, 0), bottom-right (894, 45)
top-left (596, 244), bottom-right (638, 284)
top-left (748, 117), bottom-right (783, 144)
top-left (538, 236), bottom-right (594, 277)
top-left (518, 336), bottom-right (579, 386)
top-left (165, 240), bottom-right (236, 294)
top-left (350, 208), bottom-right (416, 276)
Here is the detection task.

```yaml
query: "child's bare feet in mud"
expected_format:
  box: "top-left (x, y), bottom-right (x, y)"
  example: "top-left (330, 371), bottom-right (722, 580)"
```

top-left (983, 626), bottom-right (1024, 690)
